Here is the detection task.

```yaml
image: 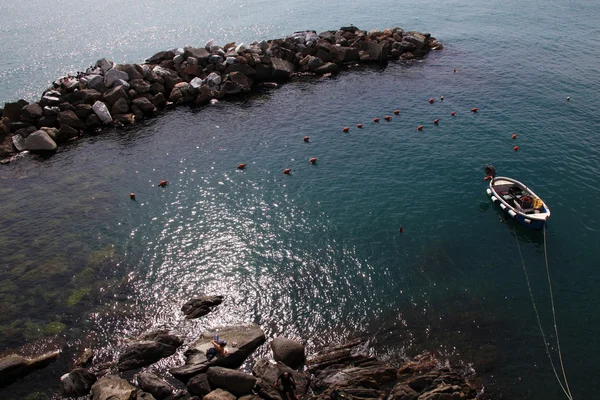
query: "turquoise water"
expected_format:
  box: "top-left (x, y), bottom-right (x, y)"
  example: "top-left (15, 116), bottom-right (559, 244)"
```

top-left (1, 0), bottom-right (600, 399)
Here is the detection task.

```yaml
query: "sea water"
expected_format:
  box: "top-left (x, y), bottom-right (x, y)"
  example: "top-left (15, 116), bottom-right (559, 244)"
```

top-left (0, 0), bottom-right (599, 398)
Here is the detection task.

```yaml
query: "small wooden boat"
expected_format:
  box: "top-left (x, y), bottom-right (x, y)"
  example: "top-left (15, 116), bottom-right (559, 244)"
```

top-left (486, 176), bottom-right (551, 229)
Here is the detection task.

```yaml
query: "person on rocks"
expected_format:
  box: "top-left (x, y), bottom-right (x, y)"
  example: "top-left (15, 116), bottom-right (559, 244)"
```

top-left (211, 339), bottom-right (228, 356)
top-left (274, 371), bottom-right (298, 400)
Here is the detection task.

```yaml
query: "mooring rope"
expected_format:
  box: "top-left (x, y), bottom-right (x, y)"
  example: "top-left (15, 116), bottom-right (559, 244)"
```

top-left (513, 225), bottom-right (573, 400)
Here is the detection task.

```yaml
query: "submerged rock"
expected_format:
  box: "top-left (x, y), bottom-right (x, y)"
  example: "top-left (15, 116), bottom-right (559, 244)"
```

top-left (181, 295), bottom-right (223, 319)
top-left (0, 350), bottom-right (60, 387)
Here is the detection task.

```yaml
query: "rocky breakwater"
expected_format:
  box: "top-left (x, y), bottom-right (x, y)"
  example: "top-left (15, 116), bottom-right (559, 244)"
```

top-left (0, 26), bottom-right (442, 162)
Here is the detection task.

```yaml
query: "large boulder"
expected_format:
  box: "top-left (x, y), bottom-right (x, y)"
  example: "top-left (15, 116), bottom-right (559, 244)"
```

top-left (3, 102), bottom-right (23, 121)
top-left (153, 66), bottom-right (183, 90)
top-left (21, 103), bottom-right (43, 120)
top-left (56, 124), bottom-right (79, 143)
top-left (137, 372), bottom-right (174, 400)
top-left (24, 130), bottom-right (57, 151)
top-left (60, 368), bottom-right (97, 397)
top-left (229, 72), bottom-right (252, 91)
top-left (204, 388), bottom-right (236, 400)
top-left (0, 350), bottom-right (60, 387)
top-left (75, 103), bottom-right (93, 120)
top-left (270, 58), bottom-right (295, 80)
top-left (104, 68), bottom-right (130, 88)
top-left (87, 75), bottom-right (105, 90)
top-left (111, 98), bottom-right (130, 115)
top-left (181, 295), bottom-right (223, 319)
top-left (57, 110), bottom-right (86, 129)
top-left (187, 373), bottom-right (211, 397)
top-left (90, 376), bottom-right (137, 400)
top-left (132, 97), bottom-right (156, 114)
top-left (92, 101), bottom-right (113, 124)
top-left (115, 64), bottom-right (144, 81)
top-left (185, 47), bottom-right (211, 63)
top-left (205, 72), bottom-right (222, 89)
top-left (314, 62), bottom-right (339, 74)
top-left (170, 324), bottom-right (266, 382)
top-left (96, 58), bottom-right (113, 73)
top-left (79, 89), bottom-right (103, 104)
top-left (118, 332), bottom-right (182, 371)
top-left (103, 85), bottom-right (128, 106)
top-left (359, 41), bottom-right (389, 62)
top-left (130, 79), bottom-right (152, 94)
top-left (207, 367), bottom-right (257, 396)
top-left (252, 359), bottom-right (310, 399)
top-left (270, 337), bottom-right (305, 368)
top-left (403, 32), bottom-right (428, 49)
top-left (225, 63), bottom-right (256, 76)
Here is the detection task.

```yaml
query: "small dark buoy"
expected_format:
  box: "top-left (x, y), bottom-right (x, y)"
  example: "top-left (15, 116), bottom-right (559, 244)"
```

top-left (429, 98), bottom-right (435, 104)
top-left (440, 96), bottom-right (444, 101)
top-left (514, 146), bottom-right (519, 151)
top-left (303, 136), bottom-right (310, 142)
top-left (433, 119), bottom-right (439, 125)
top-left (417, 125), bottom-right (423, 131)
top-left (453, 68), bottom-right (457, 73)
top-left (471, 108), bottom-right (478, 113)
top-left (384, 116), bottom-right (392, 121)
top-left (342, 127), bottom-right (350, 133)
top-left (357, 123), bottom-right (363, 128)
top-left (130, 193), bottom-right (136, 200)
top-left (158, 180), bottom-right (168, 187)
top-left (451, 111), bottom-right (456, 116)
top-left (373, 117), bottom-right (380, 123)
top-left (394, 110), bottom-right (400, 115)
top-left (237, 163), bottom-right (246, 170)
top-left (399, 226), bottom-right (404, 233)
top-left (310, 158), bottom-right (317, 164)
top-left (512, 133), bottom-right (518, 139)
top-left (283, 168), bottom-right (291, 174)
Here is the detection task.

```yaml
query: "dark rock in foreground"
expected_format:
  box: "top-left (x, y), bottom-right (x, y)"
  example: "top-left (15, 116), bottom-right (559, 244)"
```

top-left (270, 337), bottom-right (305, 369)
top-left (118, 331), bottom-right (183, 371)
top-left (60, 368), bottom-right (97, 397)
top-left (0, 350), bottom-right (60, 387)
top-left (137, 371), bottom-right (175, 400)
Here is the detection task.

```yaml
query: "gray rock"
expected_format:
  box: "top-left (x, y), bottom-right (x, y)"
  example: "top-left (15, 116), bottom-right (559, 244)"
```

top-left (152, 66), bottom-right (182, 89)
top-left (170, 324), bottom-right (266, 382)
top-left (57, 110), bottom-right (85, 129)
top-left (137, 372), bottom-right (174, 400)
top-left (87, 75), bottom-right (105, 90)
top-left (189, 77), bottom-right (204, 91)
top-left (271, 337), bottom-right (305, 368)
top-left (112, 97), bottom-right (130, 115)
top-left (221, 81), bottom-right (243, 94)
top-left (359, 41), bottom-right (389, 62)
top-left (308, 56), bottom-right (325, 71)
top-left (169, 82), bottom-right (191, 103)
top-left (229, 72), bottom-right (252, 91)
top-left (207, 367), bottom-right (256, 396)
top-left (43, 106), bottom-right (60, 116)
top-left (314, 62), bottom-right (339, 74)
top-left (75, 103), bottom-right (93, 120)
top-left (40, 95), bottom-right (61, 107)
top-left (11, 134), bottom-right (26, 152)
top-left (132, 97), bottom-right (155, 114)
top-left (209, 55), bottom-right (223, 64)
top-left (92, 101), bottom-right (113, 124)
top-left (21, 103), bottom-right (42, 120)
top-left (114, 79), bottom-right (131, 91)
top-left (56, 124), bottom-right (79, 143)
top-left (185, 47), bottom-right (211, 62)
top-left (181, 295), bottom-right (223, 319)
top-left (173, 54), bottom-right (185, 65)
top-left (3, 102), bottom-right (24, 121)
top-left (186, 373), bottom-right (211, 397)
top-left (204, 389), bottom-right (236, 400)
top-left (187, 57), bottom-right (198, 65)
top-left (60, 368), bottom-right (97, 397)
top-left (91, 376), bottom-right (137, 400)
top-left (104, 68), bottom-right (130, 88)
top-left (59, 102), bottom-right (76, 112)
top-left (270, 58), bottom-right (295, 80)
top-left (24, 130), bottom-right (57, 151)
top-left (103, 85), bottom-right (128, 106)
top-left (393, 41), bottom-right (417, 53)
top-left (130, 79), bottom-right (152, 94)
top-left (0, 350), bottom-right (60, 387)
top-left (147, 51), bottom-right (167, 64)
top-left (79, 89), bottom-right (103, 103)
top-left (15, 125), bottom-right (37, 138)
top-left (205, 72), bottom-right (222, 89)
top-left (224, 63), bottom-right (257, 76)
top-left (118, 333), bottom-right (183, 371)
top-left (115, 64), bottom-right (144, 81)
top-left (96, 58), bottom-right (113, 73)
top-left (252, 358), bottom-right (310, 399)
top-left (403, 32), bottom-right (428, 49)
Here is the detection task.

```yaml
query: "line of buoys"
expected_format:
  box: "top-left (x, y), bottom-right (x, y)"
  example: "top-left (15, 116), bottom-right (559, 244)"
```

top-left (283, 168), bottom-right (291, 174)
top-left (158, 180), bottom-right (168, 187)
top-left (512, 133), bottom-right (518, 139)
top-left (471, 108), bottom-right (479, 113)
top-left (303, 136), bottom-right (310, 142)
top-left (373, 117), bottom-right (380, 123)
top-left (384, 116), bottom-right (392, 121)
top-left (433, 119), bottom-right (439, 125)
top-left (130, 193), bottom-right (136, 200)
top-left (342, 127), bottom-right (350, 133)
top-left (357, 123), bottom-right (363, 128)
top-left (429, 98), bottom-right (435, 104)
top-left (514, 146), bottom-right (519, 151)
top-left (394, 110), bottom-right (400, 115)
top-left (417, 125), bottom-right (423, 131)
top-left (237, 163), bottom-right (246, 170)
top-left (310, 158), bottom-right (317, 164)
top-left (451, 111), bottom-right (456, 116)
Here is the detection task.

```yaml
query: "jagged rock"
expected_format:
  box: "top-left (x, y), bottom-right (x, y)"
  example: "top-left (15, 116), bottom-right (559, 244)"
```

top-left (118, 333), bottom-right (182, 371)
top-left (271, 58), bottom-right (295, 80)
top-left (60, 368), bottom-right (97, 397)
top-left (204, 389), bottom-right (236, 400)
top-left (314, 62), bottom-right (339, 74)
top-left (132, 97), bottom-right (156, 114)
top-left (87, 75), bottom-right (105, 90)
top-left (270, 337), bottom-right (305, 368)
top-left (86, 113), bottom-right (101, 128)
top-left (189, 77), bottom-right (203, 91)
top-left (252, 358), bottom-right (310, 399)
top-left (170, 324), bottom-right (266, 382)
top-left (181, 295), bottom-right (223, 319)
top-left (114, 79), bottom-right (131, 91)
top-left (75, 348), bottom-right (94, 367)
top-left (91, 376), bottom-right (137, 400)
top-left (389, 383), bottom-right (418, 400)
top-left (393, 41), bottom-right (417, 53)
top-left (10, 121), bottom-right (31, 133)
top-left (24, 130), bottom-right (57, 151)
top-left (56, 124), bottom-right (79, 143)
top-left (59, 102), bottom-right (76, 112)
top-left (96, 58), bottom-right (113, 73)
top-left (113, 113), bottom-right (135, 125)
top-left (130, 79), bottom-right (152, 94)
top-left (11, 134), bottom-right (25, 152)
top-left (57, 110), bottom-right (85, 129)
top-left (43, 106), bottom-right (60, 116)
top-left (0, 136), bottom-right (14, 158)
top-left (112, 98), bottom-right (130, 115)
top-left (75, 104), bottom-right (93, 120)
top-left (185, 47), bottom-right (211, 63)
top-left (92, 101), bottom-right (113, 124)
top-left (206, 72), bottom-right (222, 89)
top-left (0, 350), bottom-right (60, 387)
top-left (40, 95), bottom-right (61, 107)
top-left (151, 82), bottom-right (166, 95)
top-left (403, 33), bottom-right (428, 49)
top-left (147, 51), bottom-right (167, 64)
top-left (207, 367), bottom-right (256, 396)
top-left (229, 72), bottom-right (252, 91)
top-left (169, 82), bottom-right (192, 103)
top-left (137, 372), bottom-right (174, 400)
top-left (3, 102), bottom-right (23, 121)
top-left (103, 85), bottom-right (128, 106)
top-left (104, 68), bottom-right (130, 88)
top-left (40, 127), bottom-right (58, 140)
top-left (225, 63), bottom-right (256, 76)
top-left (21, 103), bottom-right (42, 120)
top-left (221, 81), bottom-right (243, 94)
top-left (115, 64), bottom-right (144, 81)
top-left (153, 93), bottom-right (167, 108)
top-left (79, 89), bottom-right (103, 104)
top-left (359, 41), bottom-right (388, 62)
top-left (153, 66), bottom-right (182, 89)
top-left (187, 373), bottom-right (211, 397)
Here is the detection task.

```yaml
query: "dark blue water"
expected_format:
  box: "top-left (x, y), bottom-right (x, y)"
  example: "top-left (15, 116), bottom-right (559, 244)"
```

top-left (1, 0), bottom-right (599, 399)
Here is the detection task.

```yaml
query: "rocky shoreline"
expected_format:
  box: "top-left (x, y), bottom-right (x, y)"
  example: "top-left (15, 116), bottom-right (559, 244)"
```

top-left (0, 25), bottom-right (442, 162)
top-left (0, 295), bottom-right (478, 399)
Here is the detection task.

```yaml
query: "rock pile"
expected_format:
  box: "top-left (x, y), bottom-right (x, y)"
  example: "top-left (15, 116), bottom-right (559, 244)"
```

top-left (0, 26), bottom-right (442, 161)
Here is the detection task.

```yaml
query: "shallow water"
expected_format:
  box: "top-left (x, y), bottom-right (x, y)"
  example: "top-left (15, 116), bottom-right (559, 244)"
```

top-left (1, 0), bottom-right (599, 399)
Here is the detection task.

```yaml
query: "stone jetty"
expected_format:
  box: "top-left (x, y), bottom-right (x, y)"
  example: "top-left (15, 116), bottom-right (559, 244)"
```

top-left (0, 26), bottom-right (442, 162)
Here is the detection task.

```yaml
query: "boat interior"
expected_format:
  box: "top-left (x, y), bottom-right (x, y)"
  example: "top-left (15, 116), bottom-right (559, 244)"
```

top-left (492, 180), bottom-right (545, 215)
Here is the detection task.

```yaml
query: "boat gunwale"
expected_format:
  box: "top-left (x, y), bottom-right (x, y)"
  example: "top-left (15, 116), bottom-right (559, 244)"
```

top-left (489, 176), bottom-right (551, 221)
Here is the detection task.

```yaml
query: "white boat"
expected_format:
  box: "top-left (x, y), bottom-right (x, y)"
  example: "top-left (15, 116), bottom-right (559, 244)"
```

top-left (486, 176), bottom-right (551, 229)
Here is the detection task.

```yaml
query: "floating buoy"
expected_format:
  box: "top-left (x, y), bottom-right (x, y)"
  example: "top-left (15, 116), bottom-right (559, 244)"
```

top-left (384, 116), bottom-right (392, 121)
top-left (440, 96), bottom-right (444, 101)
top-left (566, 96), bottom-right (570, 101)
top-left (512, 133), bottom-right (518, 139)
top-left (130, 193), bottom-right (136, 200)
top-left (450, 111), bottom-right (456, 116)
top-left (514, 146), bottom-right (519, 151)
top-left (310, 158), bottom-right (317, 164)
top-left (433, 119), bottom-right (439, 125)
top-left (237, 163), bottom-right (246, 170)
top-left (342, 127), bottom-right (350, 133)
top-left (373, 118), bottom-right (380, 123)
top-left (158, 180), bottom-right (168, 187)
top-left (357, 123), bottom-right (363, 128)
top-left (429, 98), bottom-right (435, 104)
top-left (394, 110), bottom-right (400, 115)
top-left (303, 136), bottom-right (310, 142)
top-left (283, 168), bottom-right (291, 174)
top-left (471, 108), bottom-right (478, 113)
top-left (417, 125), bottom-right (423, 131)
top-left (399, 226), bottom-right (404, 233)
top-left (453, 68), bottom-right (457, 73)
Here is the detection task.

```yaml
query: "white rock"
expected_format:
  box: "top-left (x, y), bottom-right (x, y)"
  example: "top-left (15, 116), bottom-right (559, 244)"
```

top-left (225, 57), bottom-right (237, 65)
top-left (235, 43), bottom-right (246, 53)
top-left (92, 101), bottom-right (113, 124)
top-left (173, 54), bottom-right (184, 65)
top-left (96, 58), bottom-right (113, 74)
top-left (175, 47), bottom-right (185, 56)
top-left (24, 130), bottom-right (57, 151)
top-left (104, 69), bottom-right (129, 88)
top-left (187, 56), bottom-right (198, 65)
top-left (206, 72), bottom-right (222, 89)
top-left (189, 77), bottom-right (203, 90)
top-left (114, 79), bottom-right (130, 90)
top-left (205, 39), bottom-right (215, 51)
top-left (12, 134), bottom-right (26, 151)
top-left (209, 55), bottom-right (223, 64)
top-left (209, 99), bottom-right (219, 105)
